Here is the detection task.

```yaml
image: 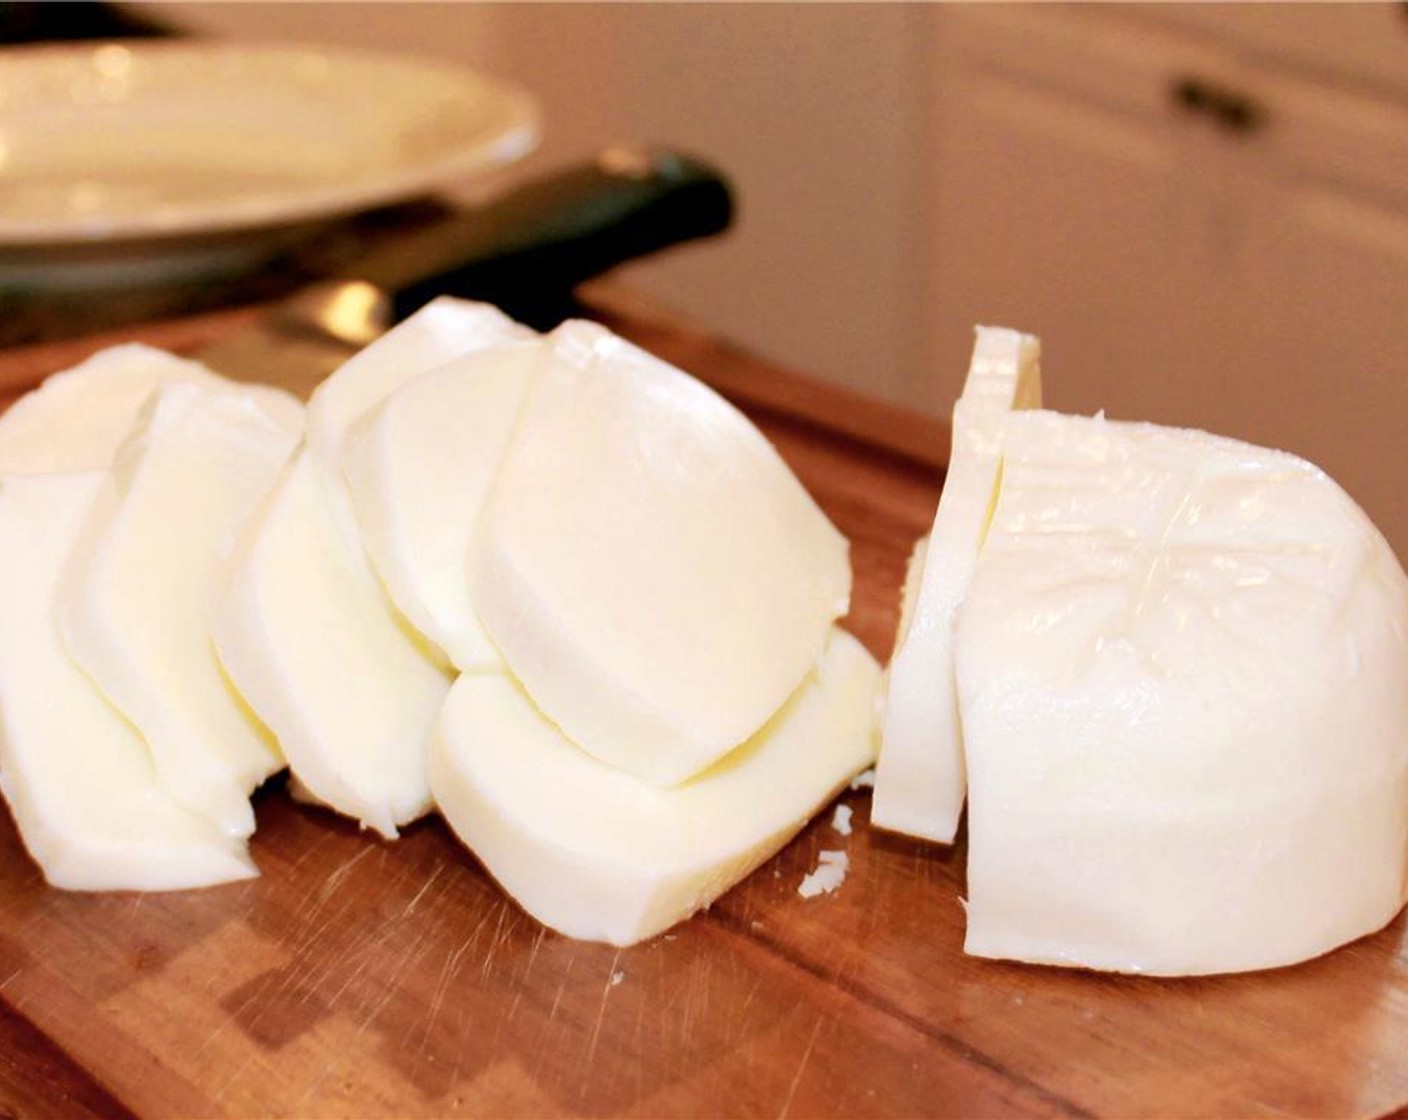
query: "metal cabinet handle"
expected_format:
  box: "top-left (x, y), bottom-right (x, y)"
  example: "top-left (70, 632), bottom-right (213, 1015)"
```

top-left (1171, 75), bottom-right (1267, 136)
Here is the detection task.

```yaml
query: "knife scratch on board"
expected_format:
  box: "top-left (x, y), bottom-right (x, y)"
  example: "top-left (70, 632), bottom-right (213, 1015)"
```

top-left (738, 974), bottom-right (763, 1019)
top-left (399, 865), bottom-right (446, 920)
top-left (287, 828), bottom-right (335, 871)
top-left (482, 898), bottom-right (514, 980)
top-left (582, 948), bottom-right (624, 1077)
top-left (547, 950), bottom-right (577, 1024)
top-left (423, 931), bottom-right (475, 1056)
top-left (209, 1050), bottom-right (259, 1109)
top-left (777, 1016), bottom-right (824, 1120)
top-left (297, 919), bottom-right (441, 1109)
top-left (317, 843), bottom-right (377, 903)
top-left (508, 925), bottom-right (548, 1024)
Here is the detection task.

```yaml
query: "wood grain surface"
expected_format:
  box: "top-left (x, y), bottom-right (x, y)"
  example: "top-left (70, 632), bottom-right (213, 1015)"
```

top-left (0, 291), bottom-right (1405, 1119)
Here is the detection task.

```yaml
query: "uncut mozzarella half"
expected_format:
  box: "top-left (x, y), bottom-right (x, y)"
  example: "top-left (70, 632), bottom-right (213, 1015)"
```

top-left (0, 343), bottom-right (299, 474)
top-left (470, 321), bottom-right (851, 785)
top-left (56, 383), bottom-right (301, 839)
top-left (875, 327), bottom-right (1040, 843)
top-left (957, 410), bottom-right (1408, 975)
top-left (211, 300), bottom-right (528, 836)
top-left (0, 473), bottom-right (254, 890)
top-left (430, 628), bottom-right (880, 946)
top-left (342, 341), bottom-right (540, 670)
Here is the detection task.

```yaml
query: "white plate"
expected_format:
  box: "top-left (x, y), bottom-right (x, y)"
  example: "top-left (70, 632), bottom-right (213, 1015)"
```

top-left (0, 40), bottom-right (539, 261)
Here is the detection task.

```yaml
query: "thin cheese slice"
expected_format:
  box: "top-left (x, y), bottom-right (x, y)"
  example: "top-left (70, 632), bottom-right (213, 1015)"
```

top-left (0, 344), bottom-right (301, 475)
top-left (956, 411), bottom-right (1408, 975)
top-left (306, 296), bottom-right (531, 467)
top-left (874, 327), bottom-right (1040, 843)
top-left (430, 628), bottom-right (880, 946)
top-left (341, 341), bottom-right (541, 670)
top-left (470, 320), bottom-right (852, 786)
top-left (211, 450), bottom-right (449, 838)
top-left (211, 300), bottom-right (529, 835)
top-left (56, 383), bottom-right (301, 839)
top-left (0, 473), bottom-right (254, 890)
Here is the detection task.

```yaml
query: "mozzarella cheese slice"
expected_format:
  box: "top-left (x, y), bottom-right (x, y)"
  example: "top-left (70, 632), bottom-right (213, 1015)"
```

top-left (211, 449), bottom-right (449, 838)
top-left (341, 341), bottom-right (540, 670)
top-left (875, 327), bottom-right (1040, 843)
top-left (0, 473), bottom-right (254, 890)
top-left (305, 296), bottom-right (531, 467)
top-left (470, 320), bottom-right (852, 786)
top-left (956, 411), bottom-right (1408, 975)
top-left (56, 383), bottom-right (301, 839)
top-left (211, 300), bottom-right (529, 836)
top-left (0, 343), bottom-right (298, 474)
top-left (430, 627), bottom-right (880, 946)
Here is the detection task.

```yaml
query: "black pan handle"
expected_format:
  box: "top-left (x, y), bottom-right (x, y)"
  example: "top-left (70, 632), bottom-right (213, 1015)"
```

top-left (347, 146), bottom-right (734, 330)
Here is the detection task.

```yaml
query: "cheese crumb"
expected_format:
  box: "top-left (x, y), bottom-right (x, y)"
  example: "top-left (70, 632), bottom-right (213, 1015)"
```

top-left (798, 850), bottom-right (849, 899)
top-left (832, 804), bottom-right (853, 836)
top-left (849, 768), bottom-right (875, 790)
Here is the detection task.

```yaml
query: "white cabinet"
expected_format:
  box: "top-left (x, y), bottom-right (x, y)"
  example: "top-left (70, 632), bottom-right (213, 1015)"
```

top-left (920, 5), bottom-right (1408, 558)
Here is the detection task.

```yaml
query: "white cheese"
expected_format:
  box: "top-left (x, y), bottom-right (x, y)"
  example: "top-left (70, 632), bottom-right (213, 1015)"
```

top-left (305, 296), bottom-right (530, 467)
top-left (0, 473), bottom-right (254, 890)
top-left (211, 300), bottom-right (528, 836)
top-left (956, 411), bottom-right (1408, 975)
top-left (341, 341), bottom-right (540, 670)
top-left (797, 850), bottom-right (849, 900)
top-left (55, 383), bottom-right (300, 839)
top-left (875, 327), bottom-right (1040, 844)
top-left (429, 628), bottom-right (880, 946)
top-left (0, 343), bottom-right (298, 474)
top-left (469, 320), bottom-right (852, 786)
top-left (211, 450), bottom-right (450, 838)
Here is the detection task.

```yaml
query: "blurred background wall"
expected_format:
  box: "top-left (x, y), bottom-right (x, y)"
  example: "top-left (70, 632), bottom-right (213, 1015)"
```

top-left (154, 2), bottom-right (927, 410)
top-left (156, 3), bottom-right (1408, 554)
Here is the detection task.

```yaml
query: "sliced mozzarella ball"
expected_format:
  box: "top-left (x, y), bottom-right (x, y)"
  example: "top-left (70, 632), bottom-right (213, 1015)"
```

top-left (342, 341), bottom-right (540, 670)
top-left (470, 321), bottom-right (851, 786)
top-left (55, 383), bottom-right (301, 839)
top-left (957, 411), bottom-right (1408, 975)
top-left (0, 473), bottom-right (254, 890)
top-left (305, 297), bottom-right (530, 466)
top-left (211, 450), bottom-right (450, 838)
top-left (0, 343), bottom-right (298, 474)
top-left (875, 327), bottom-right (1040, 843)
top-left (430, 628), bottom-right (880, 946)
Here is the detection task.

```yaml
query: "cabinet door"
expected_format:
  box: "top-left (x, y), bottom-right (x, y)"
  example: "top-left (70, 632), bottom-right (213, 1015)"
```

top-left (1233, 186), bottom-right (1408, 558)
top-left (918, 7), bottom-right (1229, 419)
top-left (1222, 70), bottom-right (1408, 558)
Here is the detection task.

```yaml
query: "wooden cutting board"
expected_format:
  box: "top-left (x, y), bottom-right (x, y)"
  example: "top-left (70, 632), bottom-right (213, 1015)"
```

top-left (0, 290), bottom-right (1405, 1119)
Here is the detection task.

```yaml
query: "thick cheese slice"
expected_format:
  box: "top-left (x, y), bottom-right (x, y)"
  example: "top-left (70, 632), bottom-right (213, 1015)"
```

top-left (470, 320), bottom-right (852, 786)
top-left (956, 411), bottom-right (1408, 975)
top-left (430, 628), bottom-right (880, 946)
top-left (211, 300), bottom-right (529, 835)
top-left (0, 343), bottom-right (299, 474)
top-left (0, 473), bottom-right (254, 890)
top-left (874, 327), bottom-right (1040, 843)
top-left (211, 450), bottom-right (450, 838)
top-left (341, 341), bottom-right (541, 670)
top-left (56, 383), bottom-right (301, 839)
